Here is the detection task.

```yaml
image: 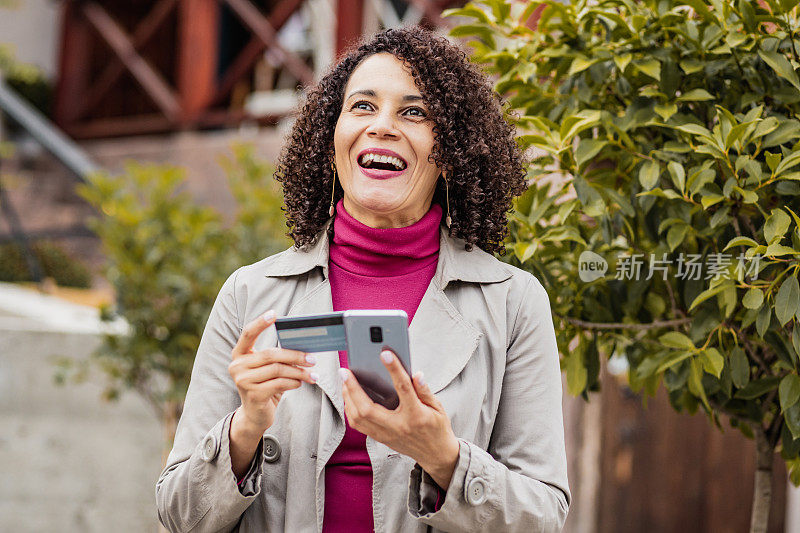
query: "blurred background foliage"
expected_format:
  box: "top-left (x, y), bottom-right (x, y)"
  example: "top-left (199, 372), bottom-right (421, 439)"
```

top-left (56, 144), bottom-right (289, 439)
top-left (0, 241), bottom-right (91, 287)
top-left (448, 0), bottom-right (800, 530)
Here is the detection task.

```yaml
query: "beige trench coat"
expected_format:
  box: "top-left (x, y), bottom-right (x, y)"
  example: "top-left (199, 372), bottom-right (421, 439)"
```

top-left (156, 224), bottom-right (570, 532)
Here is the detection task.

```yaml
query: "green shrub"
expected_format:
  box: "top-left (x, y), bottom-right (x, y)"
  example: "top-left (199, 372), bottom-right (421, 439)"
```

top-left (449, 1), bottom-right (800, 529)
top-left (71, 143), bottom-right (289, 437)
top-left (0, 241), bottom-right (91, 287)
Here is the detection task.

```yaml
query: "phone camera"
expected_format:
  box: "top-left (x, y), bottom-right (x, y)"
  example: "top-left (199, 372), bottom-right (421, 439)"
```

top-left (369, 326), bottom-right (383, 343)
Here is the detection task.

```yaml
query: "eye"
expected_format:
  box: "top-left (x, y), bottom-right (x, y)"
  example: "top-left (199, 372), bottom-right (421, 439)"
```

top-left (351, 100), bottom-right (374, 111)
top-left (403, 106), bottom-right (427, 118)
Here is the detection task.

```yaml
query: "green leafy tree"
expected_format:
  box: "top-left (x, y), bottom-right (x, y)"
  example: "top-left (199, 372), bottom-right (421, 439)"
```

top-left (66, 144), bottom-right (289, 444)
top-left (447, 1), bottom-right (800, 531)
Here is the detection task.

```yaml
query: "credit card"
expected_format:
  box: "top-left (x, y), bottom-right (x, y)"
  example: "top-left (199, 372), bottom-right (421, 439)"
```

top-left (274, 312), bottom-right (347, 352)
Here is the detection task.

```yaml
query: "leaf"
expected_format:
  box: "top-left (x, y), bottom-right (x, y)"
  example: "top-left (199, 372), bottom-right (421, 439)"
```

top-left (730, 346), bottom-right (750, 388)
top-left (725, 121), bottom-right (756, 150)
top-left (733, 186), bottom-right (759, 204)
top-left (689, 282), bottom-right (732, 311)
top-left (449, 24), bottom-right (497, 48)
top-left (738, 0), bottom-right (756, 30)
top-left (680, 59), bottom-right (704, 74)
top-left (723, 236), bottom-right (759, 251)
top-left (667, 224), bottom-right (689, 251)
top-left (764, 208), bottom-right (792, 244)
top-left (442, 5), bottom-right (491, 23)
top-left (757, 303), bottom-right (772, 337)
top-left (780, 0), bottom-right (800, 13)
top-left (575, 139), bottom-right (607, 167)
top-left (753, 117), bottom-right (780, 140)
top-left (775, 150), bottom-right (800, 174)
top-left (635, 59), bottom-right (661, 80)
top-left (765, 243), bottom-right (798, 257)
top-left (758, 48), bottom-right (800, 91)
top-left (767, 152), bottom-right (782, 173)
top-left (613, 53), bottom-right (632, 72)
top-left (682, 0), bottom-right (716, 23)
top-left (795, 326), bottom-right (800, 362)
top-left (656, 350), bottom-right (695, 373)
top-left (786, 207), bottom-right (800, 230)
top-left (787, 403), bottom-right (800, 441)
top-left (710, 206), bottom-right (731, 228)
top-left (776, 275), bottom-right (800, 326)
top-left (676, 89), bottom-right (714, 102)
top-left (701, 348), bottom-right (724, 378)
top-left (735, 376), bottom-right (782, 399)
top-left (780, 374), bottom-right (800, 412)
top-left (569, 55), bottom-right (599, 76)
top-left (639, 160), bottom-right (660, 190)
top-left (688, 358), bottom-right (711, 411)
top-left (675, 123), bottom-right (716, 144)
top-left (701, 194), bottom-right (725, 209)
top-left (559, 111), bottom-right (602, 144)
top-left (565, 349), bottom-right (587, 396)
top-left (513, 185), bottom-right (536, 216)
top-left (764, 119), bottom-right (800, 147)
top-left (660, 331), bottom-right (696, 350)
top-left (513, 241), bottom-right (537, 263)
top-left (742, 287), bottom-right (764, 309)
top-left (667, 161), bottom-right (686, 193)
top-left (654, 103), bottom-right (678, 121)
top-left (687, 168), bottom-right (716, 195)
top-left (573, 176), bottom-right (605, 216)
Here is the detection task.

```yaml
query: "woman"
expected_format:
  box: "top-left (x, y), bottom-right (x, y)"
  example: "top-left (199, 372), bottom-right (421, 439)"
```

top-left (156, 27), bottom-right (570, 533)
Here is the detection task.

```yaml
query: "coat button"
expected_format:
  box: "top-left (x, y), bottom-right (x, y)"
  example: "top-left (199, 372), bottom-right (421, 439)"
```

top-left (263, 434), bottom-right (281, 463)
top-left (200, 434), bottom-right (218, 463)
top-left (466, 477), bottom-right (487, 505)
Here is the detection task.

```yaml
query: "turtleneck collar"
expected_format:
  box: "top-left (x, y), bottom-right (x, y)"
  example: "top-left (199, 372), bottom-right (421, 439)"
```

top-left (329, 199), bottom-right (442, 277)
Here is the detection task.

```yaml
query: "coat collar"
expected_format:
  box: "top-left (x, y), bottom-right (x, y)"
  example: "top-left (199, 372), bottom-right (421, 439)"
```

top-left (263, 218), bottom-right (513, 289)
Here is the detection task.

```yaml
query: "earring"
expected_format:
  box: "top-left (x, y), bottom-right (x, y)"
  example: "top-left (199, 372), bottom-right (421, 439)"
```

top-left (329, 162), bottom-right (337, 217)
top-left (443, 176), bottom-right (452, 228)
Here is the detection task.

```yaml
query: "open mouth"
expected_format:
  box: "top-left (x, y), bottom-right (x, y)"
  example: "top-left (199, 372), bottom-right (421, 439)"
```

top-left (357, 152), bottom-right (408, 171)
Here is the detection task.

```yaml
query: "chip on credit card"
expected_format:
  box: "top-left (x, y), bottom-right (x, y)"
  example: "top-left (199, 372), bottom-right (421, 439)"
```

top-left (274, 312), bottom-right (348, 352)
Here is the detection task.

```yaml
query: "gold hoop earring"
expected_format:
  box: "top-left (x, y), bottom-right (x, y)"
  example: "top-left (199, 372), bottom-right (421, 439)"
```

top-left (329, 162), bottom-right (337, 217)
top-left (443, 176), bottom-right (452, 228)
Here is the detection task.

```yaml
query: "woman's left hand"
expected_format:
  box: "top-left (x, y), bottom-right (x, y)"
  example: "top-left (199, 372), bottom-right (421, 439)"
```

top-left (339, 350), bottom-right (461, 490)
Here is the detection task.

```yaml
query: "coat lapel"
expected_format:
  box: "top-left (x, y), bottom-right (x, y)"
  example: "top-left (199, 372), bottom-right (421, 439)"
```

top-left (407, 227), bottom-right (512, 394)
top-left (409, 282), bottom-right (482, 394)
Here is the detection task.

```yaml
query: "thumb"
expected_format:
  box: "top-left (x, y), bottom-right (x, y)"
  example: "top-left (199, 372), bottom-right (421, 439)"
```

top-left (412, 371), bottom-right (442, 410)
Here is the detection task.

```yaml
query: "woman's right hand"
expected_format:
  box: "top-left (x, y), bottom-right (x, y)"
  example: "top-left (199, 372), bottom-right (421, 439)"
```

top-left (227, 310), bottom-right (317, 477)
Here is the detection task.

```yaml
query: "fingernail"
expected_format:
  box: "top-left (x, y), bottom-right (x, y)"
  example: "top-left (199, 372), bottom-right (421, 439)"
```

top-left (262, 310), bottom-right (276, 323)
top-left (380, 350), bottom-right (393, 364)
top-left (305, 354), bottom-right (317, 365)
top-left (338, 368), bottom-right (349, 382)
top-left (309, 372), bottom-right (319, 383)
top-left (415, 371), bottom-right (425, 387)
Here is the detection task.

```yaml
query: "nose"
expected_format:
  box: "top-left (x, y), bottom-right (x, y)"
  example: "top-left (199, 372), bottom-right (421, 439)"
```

top-left (365, 109), bottom-right (399, 139)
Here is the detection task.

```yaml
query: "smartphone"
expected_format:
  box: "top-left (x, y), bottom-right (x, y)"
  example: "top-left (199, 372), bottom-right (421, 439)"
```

top-left (343, 310), bottom-right (410, 409)
top-left (274, 310), bottom-right (411, 409)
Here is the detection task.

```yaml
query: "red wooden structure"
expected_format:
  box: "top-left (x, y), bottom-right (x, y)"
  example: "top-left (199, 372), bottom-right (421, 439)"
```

top-left (54, 0), bottom-right (463, 138)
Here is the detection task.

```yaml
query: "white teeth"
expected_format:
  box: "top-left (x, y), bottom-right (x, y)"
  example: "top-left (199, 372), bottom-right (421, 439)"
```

top-left (359, 152), bottom-right (406, 170)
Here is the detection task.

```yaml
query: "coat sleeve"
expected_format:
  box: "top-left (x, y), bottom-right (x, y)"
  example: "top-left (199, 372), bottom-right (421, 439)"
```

top-left (407, 274), bottom-right (571, 532)
top-left (155, 268), bottom-right (265, 533)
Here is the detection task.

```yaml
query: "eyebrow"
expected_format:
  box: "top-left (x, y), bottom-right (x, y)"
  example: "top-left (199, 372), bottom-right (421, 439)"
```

top-left (345, 89), bottom-right (424, 102)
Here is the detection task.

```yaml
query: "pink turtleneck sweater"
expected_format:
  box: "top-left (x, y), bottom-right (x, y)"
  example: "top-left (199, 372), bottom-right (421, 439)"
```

top-left (322, 199), bottom-right (442, 532)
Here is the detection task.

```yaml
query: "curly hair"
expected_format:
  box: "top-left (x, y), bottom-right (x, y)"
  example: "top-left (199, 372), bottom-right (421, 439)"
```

top-left (274, 26), bottom-right (525, 254)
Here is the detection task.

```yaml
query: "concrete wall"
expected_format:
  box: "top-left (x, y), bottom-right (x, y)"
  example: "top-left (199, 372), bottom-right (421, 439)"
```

top-left (0, 0), bottom-right (60, 78)
top-left (0, 288), bottom-right (162, 532)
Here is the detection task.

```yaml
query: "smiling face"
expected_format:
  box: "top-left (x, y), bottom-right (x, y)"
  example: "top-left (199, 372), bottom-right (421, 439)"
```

top-left (333, 53), bottom-right (441, 228)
